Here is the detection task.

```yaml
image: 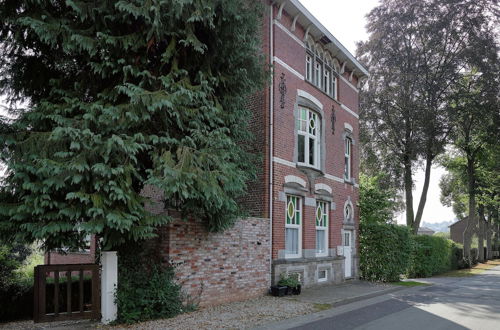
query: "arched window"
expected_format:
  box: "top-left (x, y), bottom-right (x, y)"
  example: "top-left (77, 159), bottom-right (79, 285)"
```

top-left (297, 107), bottom-right (320, 168)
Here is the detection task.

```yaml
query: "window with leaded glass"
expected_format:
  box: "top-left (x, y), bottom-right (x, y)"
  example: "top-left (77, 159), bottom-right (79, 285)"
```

top-left (285, 195), bottom-right (302, 258)
top-left (316, 201), bottom-right (328, 256)
top-left (297, 107), bottom-right (320, 168)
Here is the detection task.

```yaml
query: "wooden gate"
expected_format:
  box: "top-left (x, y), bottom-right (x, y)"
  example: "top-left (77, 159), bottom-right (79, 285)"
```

top-left (33, 264), bottom-right (100, 323)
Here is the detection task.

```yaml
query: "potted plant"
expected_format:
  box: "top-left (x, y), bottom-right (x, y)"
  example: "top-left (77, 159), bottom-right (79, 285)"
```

top-left (277, 273), bottom-right (301, 295)
top-left (270, 284), bottom-right (288, 297)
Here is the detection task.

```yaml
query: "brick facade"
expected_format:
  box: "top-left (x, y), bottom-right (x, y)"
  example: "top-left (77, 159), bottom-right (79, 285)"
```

top-left (267, 0), bottom-right (366, 287)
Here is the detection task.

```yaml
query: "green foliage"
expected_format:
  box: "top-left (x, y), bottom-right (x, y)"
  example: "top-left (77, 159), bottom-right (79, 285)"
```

top-left (277, 272), bottom-right (300, 288)
top-left (433, 232), bottom-right (450, 240)
top-left (0, 0), bottom-right (266, 250)
top-left (115, 243), bottom-right (193, 324)
top-left (0, 242), bottom-right (38, 321)
top-left (407, 235), bottom-right (454, 278)
top-left (0, 245), bottom-right (19, 290)
top-left (359, 173), bottom-right (399, 224)
top-left (360, 222), bottom-right (413, 282)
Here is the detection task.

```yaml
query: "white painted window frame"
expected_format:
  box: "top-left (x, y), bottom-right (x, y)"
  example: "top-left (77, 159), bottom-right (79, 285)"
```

top-left (285, 195), bottom-right (302, 259)
top-left (331, 75), bottom-right (338, 100)
top-left (315, 201), bottom-right (329, 257)
top-left (306, 53), bottom-right (313, 82)
top-left (297, 107), bottom-right (320, 169)
top-left (323, 69), bottom-right (330, 95)
top-left (344, 137), bottom-right (352, 180)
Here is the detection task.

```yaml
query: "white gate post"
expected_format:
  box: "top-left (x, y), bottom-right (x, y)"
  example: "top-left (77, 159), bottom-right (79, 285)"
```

top-left (101, 251), bottom-right (118, 324)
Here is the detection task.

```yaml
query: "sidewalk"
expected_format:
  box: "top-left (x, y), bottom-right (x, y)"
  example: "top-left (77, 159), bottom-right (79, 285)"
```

top-left (283, 280), bottom-right (403, 307)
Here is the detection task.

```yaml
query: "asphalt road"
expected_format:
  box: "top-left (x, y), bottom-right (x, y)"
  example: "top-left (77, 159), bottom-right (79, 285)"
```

top-left (270, 265), bottom-right (500, 330)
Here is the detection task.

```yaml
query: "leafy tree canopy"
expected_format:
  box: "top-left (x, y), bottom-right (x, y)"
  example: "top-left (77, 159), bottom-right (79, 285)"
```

top-left (358, 0), bottom-right (498, 232)
top-left (0, 0), bottom-right (266, 250)
top-left (359, 173), bottom-right (400, 224)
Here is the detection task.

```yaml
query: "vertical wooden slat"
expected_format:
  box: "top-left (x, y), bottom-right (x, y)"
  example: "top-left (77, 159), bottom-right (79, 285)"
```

top-left (66, 271), bottom-right (72, 314)
top-left (33, 266), bottom-right (40, 323)
top-left (40, 270), bottom-right (47, 320)
top-left (54, 271), bottom-right (59, 316)
top-left (79, 269), bottom-right (84, 314)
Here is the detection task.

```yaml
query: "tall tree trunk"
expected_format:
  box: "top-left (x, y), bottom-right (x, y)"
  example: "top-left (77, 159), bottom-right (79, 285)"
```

top-left (463, 156), bottom-right (476, 262)
top-left (478, 205), bottom-right (485, 263)
top-left (404, 154), bottom-right (414, 228)
top-left (477, 216), bottom-right (486, 262)
top-left (485, 212), bottom-right (492, 260)
top-left (413, 152), bottom-right (433, 234)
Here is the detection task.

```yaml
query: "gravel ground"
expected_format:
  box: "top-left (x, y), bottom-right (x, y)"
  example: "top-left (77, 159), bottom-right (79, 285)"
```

top-left (1, 296), bottom-right (317, 330)
top-left (111, 296), bottom-right (317, 330)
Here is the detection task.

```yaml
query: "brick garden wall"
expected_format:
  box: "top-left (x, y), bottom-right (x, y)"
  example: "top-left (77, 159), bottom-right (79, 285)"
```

top-left (159, 216), bottom-right (271, 307)
top-left (44, 236), bottom-right (96, 265)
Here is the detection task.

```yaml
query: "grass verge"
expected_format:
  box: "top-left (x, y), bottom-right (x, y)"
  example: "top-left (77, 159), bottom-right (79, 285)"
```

top-left (313, 303), bottom-right (332, 312)
top-left (437, 259), bottom-right (500, 277)
top-left (391, 281), bottom-right (428, 287)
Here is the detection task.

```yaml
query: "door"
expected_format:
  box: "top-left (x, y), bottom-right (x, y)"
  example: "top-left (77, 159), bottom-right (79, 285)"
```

top-left (344, 231), bottom-right (352, 278)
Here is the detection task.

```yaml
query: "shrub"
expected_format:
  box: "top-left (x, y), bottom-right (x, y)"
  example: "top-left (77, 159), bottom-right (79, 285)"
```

top-left (0, 244), bottom-right (37, 321)
top-left (360, 222), bottom-right (413, 282)
top-left (115, 243), bottom-right (193, 324)
top-left (450, 242), bottom-right (464, 269)
top-left (407, 235), bottom-right (456, 278)
top-left (278, 273), bottom-right (300, 288)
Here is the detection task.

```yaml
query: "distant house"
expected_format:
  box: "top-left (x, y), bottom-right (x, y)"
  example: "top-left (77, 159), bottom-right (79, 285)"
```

top-left (417, 227), bottom-right (435, 236)
top-left (449, 219), bottom-right (467, 244)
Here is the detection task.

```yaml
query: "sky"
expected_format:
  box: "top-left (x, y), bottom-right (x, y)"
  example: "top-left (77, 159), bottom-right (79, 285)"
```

top-left (299, 0), bottom-right (456, 225)
top-left (0, 1), bottom-right (457, 225)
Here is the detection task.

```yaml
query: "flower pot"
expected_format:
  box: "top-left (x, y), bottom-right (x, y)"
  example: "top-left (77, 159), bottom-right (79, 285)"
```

top-left (292, 284), bottom-right (301, 295)
top-left (270, 285), bottom-right (288, 297)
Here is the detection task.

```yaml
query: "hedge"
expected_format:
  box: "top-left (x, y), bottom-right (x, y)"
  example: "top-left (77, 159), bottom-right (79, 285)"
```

top-left (407, 235), bottom-right (454, 277)
top-left (359, 222), bottom-right (413, 282)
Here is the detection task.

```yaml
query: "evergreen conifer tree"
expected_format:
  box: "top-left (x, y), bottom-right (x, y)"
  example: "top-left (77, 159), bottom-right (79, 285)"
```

top-left (0, 0), bottom-right (266, 250)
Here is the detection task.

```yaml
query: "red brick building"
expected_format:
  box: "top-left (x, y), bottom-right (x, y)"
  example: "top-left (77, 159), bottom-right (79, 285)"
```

top-left (48, 0), bottom-right (368, 306)
top-left (264, 0), bottom-right (367, 286)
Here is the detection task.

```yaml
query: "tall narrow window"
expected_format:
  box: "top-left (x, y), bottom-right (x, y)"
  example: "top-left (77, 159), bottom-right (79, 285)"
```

top-left (324, 69), bottom-right (330, 95)
top-left (306, 54), bottom-right (313, 82)
top-left (316, 201), bottom-right (328, 256)
top-left (315, 62), bottom-right (322, 89)
top-left (286, 195), bottom-right (302, 258)
top-left (344, 137), bottom-right (352, 180)
top-left (331, 75), bottom-right (337, 99)
top-left (297, 107), bottom-right (320, 168)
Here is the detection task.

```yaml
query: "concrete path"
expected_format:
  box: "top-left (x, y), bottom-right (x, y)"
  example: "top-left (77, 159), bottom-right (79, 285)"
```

top-left (257, 265), bottom-right (500, 330)
top-left (283, 280), bottom-right (403, 306)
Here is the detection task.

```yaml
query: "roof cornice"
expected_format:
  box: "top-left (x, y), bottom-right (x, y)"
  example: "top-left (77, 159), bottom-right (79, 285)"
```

top-left (275, 0), bottom-right (369, 78)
